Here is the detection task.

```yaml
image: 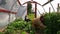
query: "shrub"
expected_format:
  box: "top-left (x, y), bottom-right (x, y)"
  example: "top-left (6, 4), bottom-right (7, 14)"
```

top-left (57, 31), bottom-right (60, 34)
top-left (3, 18), bottom-right (34, 34)
top-left (43, 12), bottom-right (60, 34)
top-left (0, 32), bottom-right (3, 34)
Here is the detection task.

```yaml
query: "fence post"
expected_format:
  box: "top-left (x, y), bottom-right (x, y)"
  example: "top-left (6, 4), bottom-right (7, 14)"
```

top-left (26, 3), bottom-right (28, 15)
top-left (15, 14), bottom-right (16, 19)
top-left (8, 13), bottom-right (10, 23)
top-left (57, 3), bottom-right (59, 13)
top-left (35, 3), bottom-right (37, 18)
top-left (49, 7), bottom-right (51, 14)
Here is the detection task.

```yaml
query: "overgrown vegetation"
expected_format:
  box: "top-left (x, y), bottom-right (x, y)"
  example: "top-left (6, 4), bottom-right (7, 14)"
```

top-left (43, 12), bottom-right (60, 34)
top-left (1, 12), bottom-right (60, 34)
top-left (27, 3), bottom-right (35, 20)
top-left (27, 2), bottom-right (32, 14)
top-left (28, 13), bottom-right (35, 20)
top-left (2, 19), bottom-right (35, 34)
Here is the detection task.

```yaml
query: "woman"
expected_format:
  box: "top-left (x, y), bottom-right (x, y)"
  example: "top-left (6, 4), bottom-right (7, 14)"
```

top-left (32, 15), bottom-right (46, 34)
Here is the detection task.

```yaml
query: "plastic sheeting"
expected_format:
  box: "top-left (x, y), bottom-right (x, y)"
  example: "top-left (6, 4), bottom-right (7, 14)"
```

top-left (16, 6), bottom-right (27, 19)
top-left (0, 12), bottom-right (15, 28)
top-left (20, 0), bottom-right (48, 5)
top-left (0, 0), bottom-right (17, 10)
top-left (0, 0), bottom-right (27, 28)
top-left (0, 0), bottom-right (17, 28)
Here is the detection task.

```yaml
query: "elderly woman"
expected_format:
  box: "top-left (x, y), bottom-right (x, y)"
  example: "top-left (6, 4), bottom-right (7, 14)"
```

top-left (32, 15), bottom-right (46, 34)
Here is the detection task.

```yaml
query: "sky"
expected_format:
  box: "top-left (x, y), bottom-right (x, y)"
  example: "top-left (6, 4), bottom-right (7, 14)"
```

top-left (20, 0), bottom-right (60, 14)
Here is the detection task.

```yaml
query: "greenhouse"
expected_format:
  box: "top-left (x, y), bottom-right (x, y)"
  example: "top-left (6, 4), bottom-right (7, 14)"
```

top-left (0, 0), bottom-right (60, 34)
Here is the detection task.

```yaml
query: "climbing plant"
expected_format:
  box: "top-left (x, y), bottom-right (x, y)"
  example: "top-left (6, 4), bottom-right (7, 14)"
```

top-left (27, 3), bottom-right (35, 20)
top-left (27, 3), bottom-right (32, 14)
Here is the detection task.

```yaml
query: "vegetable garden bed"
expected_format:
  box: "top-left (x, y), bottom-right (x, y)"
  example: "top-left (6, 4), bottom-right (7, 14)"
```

top-left (0, 18), bottom-right (34, 34)
top-left (0, 12), bottom-right (60, 34)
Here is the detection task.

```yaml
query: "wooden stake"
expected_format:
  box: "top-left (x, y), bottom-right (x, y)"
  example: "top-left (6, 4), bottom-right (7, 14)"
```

top-left (8, 13), bottom-right (10, 23)
top-left (17, 0), bottom-right (21, 5)
top-left (57, 3), bottom-right (59, 13)
top-left (26, 3), bottom-right (28, 15)
top-left (49, 7), bottom-right (51, 13)
top-left (35, 3), bottom-right (37, 18)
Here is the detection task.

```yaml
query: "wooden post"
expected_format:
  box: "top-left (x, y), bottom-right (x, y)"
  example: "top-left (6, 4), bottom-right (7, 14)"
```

top-left (35, 3), bottom-right (37, 18)
top-left (15, 14), bottom-right (17, 19)
top-left (57, 3), bottom-right (59, 13)
top-left (27, 3), bottom-right (28, 15)
top-left (17, 0), bottom-right (21, 5)
top-left (49, 7), bottom-right (51, 13)
top-left (8, 12), bottom-right (10, 23)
